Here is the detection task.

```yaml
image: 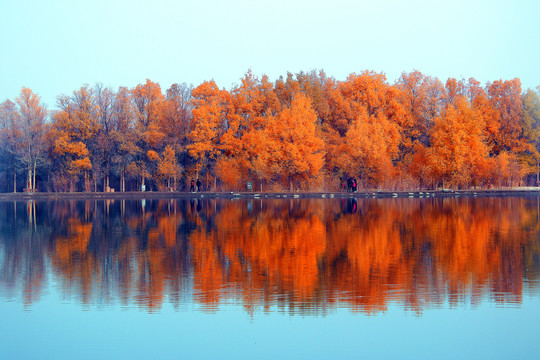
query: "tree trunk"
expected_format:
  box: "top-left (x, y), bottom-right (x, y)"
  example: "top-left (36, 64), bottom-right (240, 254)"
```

top-left (28, 168), bottom-right (32, 191)
top-left (13, 169), bottom-right (16, 193)
top-left (32, 161), bottom-right (36, 191)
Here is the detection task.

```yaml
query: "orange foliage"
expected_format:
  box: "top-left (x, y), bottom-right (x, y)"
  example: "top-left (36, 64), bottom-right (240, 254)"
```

top-left (264, 93), bottom-right (325, 190)
top-left (429, 95), bottom-right (489, 188)
top-left (338, 106), bottom-right (400, 187)
top-left (3, 70), bottom-right (539, 192)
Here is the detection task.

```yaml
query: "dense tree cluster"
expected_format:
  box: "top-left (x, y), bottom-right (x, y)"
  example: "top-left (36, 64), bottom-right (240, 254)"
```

top-left (1, 70), bottom-right (539, 192)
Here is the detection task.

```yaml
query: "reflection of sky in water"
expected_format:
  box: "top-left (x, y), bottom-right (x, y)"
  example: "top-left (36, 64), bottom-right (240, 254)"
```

top-left (1, 198), bottom-right (540, 358)
top-left (2, 284), bottom-right (539, 360)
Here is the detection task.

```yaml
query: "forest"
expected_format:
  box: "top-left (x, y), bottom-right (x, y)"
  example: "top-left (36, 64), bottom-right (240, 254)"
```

top-left (1, 70), bottom-right (540, 192)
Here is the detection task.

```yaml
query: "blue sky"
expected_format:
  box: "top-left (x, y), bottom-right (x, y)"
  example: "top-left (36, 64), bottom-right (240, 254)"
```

top-left (1, 0), bottom-right (539, 109)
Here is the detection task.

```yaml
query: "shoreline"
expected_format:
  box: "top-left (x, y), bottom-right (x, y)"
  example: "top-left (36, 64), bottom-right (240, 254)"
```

top-left (1, 188), bottom-right (540, 201)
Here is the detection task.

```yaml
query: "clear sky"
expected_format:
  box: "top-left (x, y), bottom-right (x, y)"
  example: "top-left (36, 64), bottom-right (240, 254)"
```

top-left (1, 0), bottom-right (539, 110)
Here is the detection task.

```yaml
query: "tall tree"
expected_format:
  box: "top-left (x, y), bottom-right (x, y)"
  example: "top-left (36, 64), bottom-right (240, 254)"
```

top-left (132, 79), bottom-right (165, 190)
top-left (396, 71), bottom-right (444, 150)
top-left (217, 71), bottom-right (280, 189)
top-left (487, 79), bottom-right (527, 154)
top-left (338, 106), bottom-right (401, 188)
top-left (188, 81), bottom-right (229, 186)
top-left (0, 100), bottom-right (22, 192)
top-left (522, 87), bottom-right (540, 182)
top-left (93, 84), bottom-right (115, 191)
top-left (15, 88), bottom-right (48, 191)
top-left (429, 95), bottom-right (489, 188)
top-left (161, 83), bottom-right (193, 150)
top-left (111, 87), bottom-right (138, 192)
top-left (132, 79), bottom-right (165, 149)
top-left (50, 86), bottom-right (97, 191)
top-left (263, 93), bottom-right (325, 191)
top-left (159, 83), bottom-right (193, 189)
top-left (155, 145), bottom-right (180, 189)
top-left (329, 71), bottom-right (407, 187)
top-left (463, 78), bottom-right (499, 154)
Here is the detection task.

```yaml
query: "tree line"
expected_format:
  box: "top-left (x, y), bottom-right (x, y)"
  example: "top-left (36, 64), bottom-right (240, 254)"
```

top-left (1, 69), bottom-right (540, 192)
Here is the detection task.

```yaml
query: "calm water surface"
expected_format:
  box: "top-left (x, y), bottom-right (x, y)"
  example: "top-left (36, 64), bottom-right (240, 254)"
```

top-left (1, 197), bottom-right (539, 359)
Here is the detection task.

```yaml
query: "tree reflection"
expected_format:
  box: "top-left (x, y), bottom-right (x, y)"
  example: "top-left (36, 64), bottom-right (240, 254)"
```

top-left (0, 197), bottom-right (539, 314)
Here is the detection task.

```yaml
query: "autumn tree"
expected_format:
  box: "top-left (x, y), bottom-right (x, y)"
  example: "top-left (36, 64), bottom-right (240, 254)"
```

top-left (152, 145), bottom-right (180, 189)
top-left (217, 71), bottom-right (280, 190)
top-left (161, 83), bottom-right (193, 151)
top-left (274, 72), bottom-right (301, 108)
top-left (337, 106), bottom-right (401, 188)
top-left (429, 93), bottom-right (489, 188)
top-left (263, 93), bottom-right (325, 191)
top-left (521, 87), bottom-right (540, 182)
top-left (395, 71), bottom-right (444, 159)
top-left (132, 79), bottom-right (165, 149)
top-left (93, 84), bottom-right (115, 191)
top-left (131, 80), bottom-right (165, 190)
top-left (486, 79), bottom-right (537, 183)
top-left (461, 78), bottom-right (499, 152)
top-left (15, 88), bottom-right (48, 191)
top-left (295, 70), bottom-right (332, 123)
top-left (188, 81), bottom-right (230, 187)
top-left (330, 71), bottom-right (406, 187)
top-left (111, 87), bottom-right (138, 192)
top-left (156, 83), bottom-right (193, 189)
top-left (49, 86), bottom-right (98, 191)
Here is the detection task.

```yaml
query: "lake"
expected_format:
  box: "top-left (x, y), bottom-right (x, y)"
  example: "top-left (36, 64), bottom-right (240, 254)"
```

top-left (1, 197), bottom-right (539, 359)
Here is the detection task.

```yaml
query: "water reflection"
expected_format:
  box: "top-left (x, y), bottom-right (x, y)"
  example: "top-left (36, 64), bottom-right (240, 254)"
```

top-left (0, 197), bottom-right (539, 314)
